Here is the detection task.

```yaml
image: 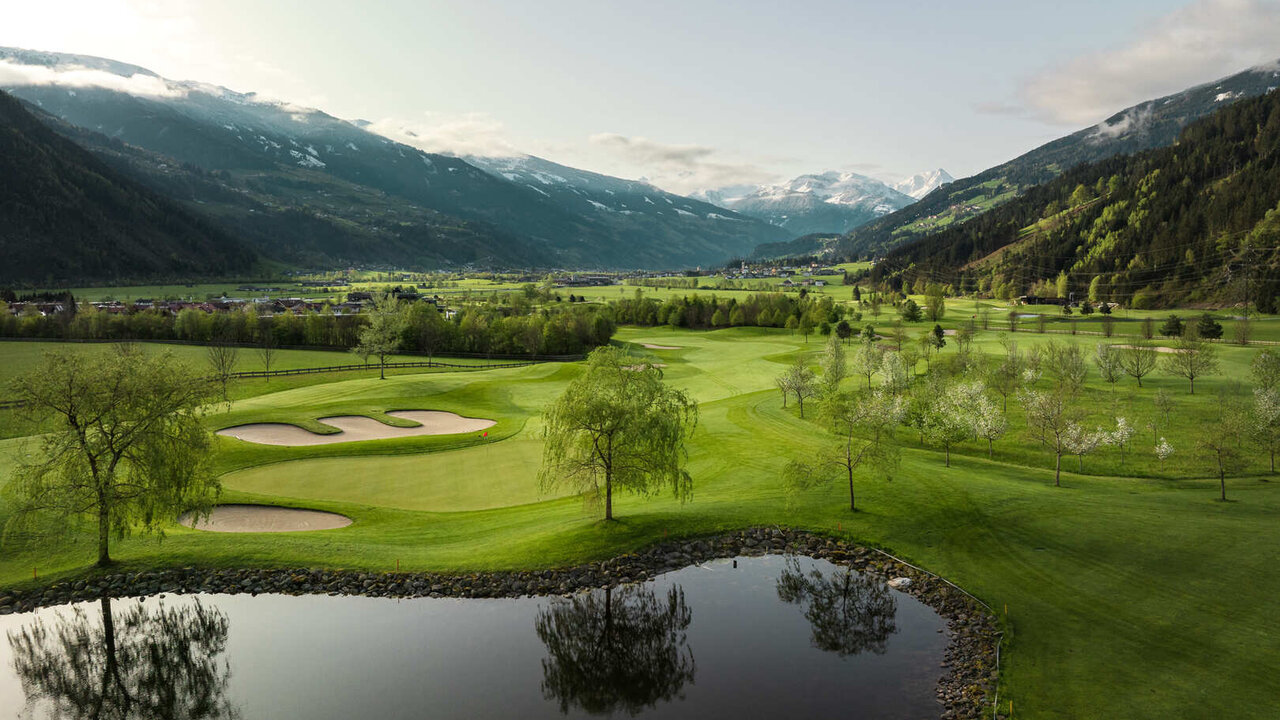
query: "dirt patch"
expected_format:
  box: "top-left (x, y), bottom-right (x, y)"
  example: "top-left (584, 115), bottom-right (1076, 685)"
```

top-left (217, 410), bottom-right (496, 446)
top-left (641, 343), bottom-right (682, 350)
top-left (179, 504), bottom-right (352, 533)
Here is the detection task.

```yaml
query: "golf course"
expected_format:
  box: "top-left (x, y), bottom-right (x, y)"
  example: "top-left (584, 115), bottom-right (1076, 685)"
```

top-left (1, 311), bottom-right (1278, 719)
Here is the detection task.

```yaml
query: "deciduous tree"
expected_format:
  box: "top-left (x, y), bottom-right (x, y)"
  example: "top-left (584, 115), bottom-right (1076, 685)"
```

top-left (4, 347), bottom-right (218, 566)
top-left (776, 558), bottom-right (897, 656)
top-left (783, 390), bottom-right (904, 511)
top-left (819, 334), bottom-right (847, 397)
top-left (851, 337), bottom-right (883, 390)
top-left (354, 293), bottom-right (408, 380)
top-left (1252, 388), bottom-right (1280, 474)
top-left (1119, 344), bottom-right (1158, 387)
top-left (540, 347), bottom-right (697, 521)
top-left (205, 335), bottom-right (238, 401)
top-left (1198, 397), bottom-right (1249, 501)
top-left (1094, 344), bottom-right (1122, 390)
top-left (1021, 389), bottom-right (1079, 487)
top-left (1162, 335), bottom-right (1219, 394)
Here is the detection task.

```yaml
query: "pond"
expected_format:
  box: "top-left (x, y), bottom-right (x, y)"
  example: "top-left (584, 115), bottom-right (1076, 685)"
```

top-left (0, 556), bottom-right (948, 719)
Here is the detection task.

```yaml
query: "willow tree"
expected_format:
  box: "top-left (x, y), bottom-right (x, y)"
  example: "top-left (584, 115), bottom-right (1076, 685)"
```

top-left (540, 347), bottom-right (697, 521)
top-left (535, 585), bottom-right (694, 715)
top-left (9, 597), bottom-right (237, 719)
top-left (3, 347), bottom-right (218, 566)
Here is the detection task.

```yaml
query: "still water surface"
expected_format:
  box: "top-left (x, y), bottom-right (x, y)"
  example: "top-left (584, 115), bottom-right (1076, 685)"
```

top-left (0, 555), bottom-right (947, 719)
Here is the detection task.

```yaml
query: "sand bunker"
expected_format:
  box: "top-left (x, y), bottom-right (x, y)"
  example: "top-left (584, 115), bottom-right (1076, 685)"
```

top-left (1108, 344), bottom-right (1183, 353)
top-left (623, 363), bottom-right (668, 371)
top-left (641, 343), bottom-right (682, 350)
top-left (217, 410), bottom-right (496, 446)
top-left (179, 504), bottom-right (352, 533)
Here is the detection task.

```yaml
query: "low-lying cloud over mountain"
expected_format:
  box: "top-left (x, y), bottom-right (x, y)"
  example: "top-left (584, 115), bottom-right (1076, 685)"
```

top-left (587, 133), bottom-right (776, 196)
top-left (0, 46), bottom-right (789, 270)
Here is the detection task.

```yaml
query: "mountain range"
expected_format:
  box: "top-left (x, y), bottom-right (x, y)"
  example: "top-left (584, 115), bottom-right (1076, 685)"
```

top-left (692, 169), bottom-right (952, 237)
top-left (869, 85), bottom-right (1280, 310)
top-left (0, 47), bottom-right (788, 277)
top-left (3, 44), bottom-right (1279, 286)
top-left (811, 60), bottom-right (1280, 262)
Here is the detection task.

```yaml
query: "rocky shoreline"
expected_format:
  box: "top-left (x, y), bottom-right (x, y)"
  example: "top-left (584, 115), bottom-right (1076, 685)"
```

top-left (0, 527), bottom-right (1000, 720)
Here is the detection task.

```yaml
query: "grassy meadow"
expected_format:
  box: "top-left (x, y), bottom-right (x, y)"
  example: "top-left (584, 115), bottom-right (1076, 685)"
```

top-left (0, 315), bottom-right (1278, 718)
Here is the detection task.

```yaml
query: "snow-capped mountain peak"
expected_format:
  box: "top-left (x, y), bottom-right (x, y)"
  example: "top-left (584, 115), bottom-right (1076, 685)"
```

top-left (694, 170), bottom-right (914, 236)
top-left (892, 168), bottom-right (954, 200)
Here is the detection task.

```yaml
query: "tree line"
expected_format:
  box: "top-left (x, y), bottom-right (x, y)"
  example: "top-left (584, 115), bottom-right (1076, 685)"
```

top-left (0, 298), bottom-right (616, 358)
top-left (609, 290), bottom-right (856, 336)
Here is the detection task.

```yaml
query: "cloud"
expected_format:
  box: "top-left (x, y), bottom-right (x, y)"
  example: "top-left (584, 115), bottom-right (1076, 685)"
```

top-left (363, 113), bottom-right (520, 158)
top-left (0, 59), bottom-right (185, 98)
top-left (588, 133), bottom-right (776, 195)
top-left (1018, 0), bottom-right (1280, 126)
top-left (1088, 104), bottom-right (1155, 141)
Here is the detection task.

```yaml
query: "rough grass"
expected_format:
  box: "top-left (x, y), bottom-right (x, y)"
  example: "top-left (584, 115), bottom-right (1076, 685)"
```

top-left (1, 324), bottom-right (1278, 718)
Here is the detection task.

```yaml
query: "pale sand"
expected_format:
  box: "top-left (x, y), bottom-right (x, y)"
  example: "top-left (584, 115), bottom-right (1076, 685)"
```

top-left (1108, 344), bottom-right (1182, 353)
top-left (623, 363), bottom-right (668, 371)
top-left (217, 410), bottom-right (496, 446)
top-left (641, 343), bottom-right (682, 350)
top-left (179, 505), bottom-right (352, 533)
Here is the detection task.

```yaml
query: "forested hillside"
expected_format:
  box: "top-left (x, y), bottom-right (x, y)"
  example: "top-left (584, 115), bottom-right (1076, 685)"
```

top-left (0, 90), bottom-right (257, 284)
top-left (868, 88), bottom-right (1280, 311)
top-left (816, 61), bottom-right (1280, 261)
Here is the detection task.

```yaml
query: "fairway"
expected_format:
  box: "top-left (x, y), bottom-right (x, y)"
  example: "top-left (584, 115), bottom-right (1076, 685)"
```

top-left (2, 322), bottom-right (1279, 719)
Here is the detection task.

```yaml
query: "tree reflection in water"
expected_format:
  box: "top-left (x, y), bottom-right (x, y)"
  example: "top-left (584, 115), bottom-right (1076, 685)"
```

top-left (776, 557), bottom-right (898, 657)
top-left (535, 584), bottom-right (695, 715)
top-left (8, 596), bottom-right (239, 720)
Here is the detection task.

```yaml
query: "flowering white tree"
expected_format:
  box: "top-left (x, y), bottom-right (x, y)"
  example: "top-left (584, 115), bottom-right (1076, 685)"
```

top-left (1106, 416), bottom-right (1136, 466)
top-left (1021, 388), bottom-right (1079, 487)
top-left (881, 352), bottom-right (912, 396)
top-left (819, 334), bottom-right (847, 398)
top-left (1094, 344), bottom-right (1123, 390)
top-left (1155, 437), bottom-right (1175, 469)
top-left (1253, 388), bottom-right (1280, 474)
top-left (972, 393), bottom-right (1008, 457)
top-left (1253, 349), bottom-right (1280, 392)
top-left (850, 337), bottom-right (883, 390)
top-left (923, 382), bottom-right (980, 467)
top-left (1063, 422), bottom-right (1106, 472)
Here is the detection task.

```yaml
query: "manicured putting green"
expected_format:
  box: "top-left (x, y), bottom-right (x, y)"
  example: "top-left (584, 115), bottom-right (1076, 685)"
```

top-left (220, 427), bottom-right (557, 512)
top-left (217, 410), bottom-right (495, 446)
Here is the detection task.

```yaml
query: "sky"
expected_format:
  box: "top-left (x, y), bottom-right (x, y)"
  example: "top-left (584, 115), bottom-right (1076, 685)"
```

top-left (2, 0), bottom-right (1279, 194)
